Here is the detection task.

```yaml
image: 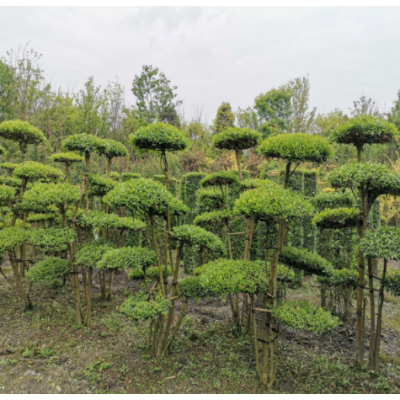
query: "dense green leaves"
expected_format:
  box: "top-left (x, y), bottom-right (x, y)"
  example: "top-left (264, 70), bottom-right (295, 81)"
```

top-left (30, 228), bottom-right (76, 253)
top-left (121, 290), bottom-right (170, 325)
top-left (130, 122), bottom-right (188, 152)
top-left (50, 152), bottom-right (84, 164)
top-left (239, 178), bottom-right (278, 191)
top-left (0, 185), bottom-right (15, 206)
top-left (101, 138), bottom-right (129, 159)
top-left (77, 210), bottom-right (145, 231)
top-left (88, 174), bottom-right (116, 197)
top-left (172, 224), bottom-right (226, 257)
top-left (0, 120), bottom-right (47, 145)
top-left (200, 170), bottom-right (239, 188)
top-left (313, 208), bottom-right (362, 230)
top-left (359, 226), bottom-right (400, 261)
top-left (0, 176), bottom-right (22, 187)
top-left (234, 185), bottom-right (313, 221)
top-left (318, 268), bottom-right (358, 288)
top-left (279, 246), bottom-right (334, 276)
top-left (0, 227), bottom-right (30, 252)
top-left (75, 241), bottom-right (116, 268)
top-left (14, 161), bottom-right (63, 181)
top-left (178, 276), bottom-right (216, 299)
top-left (121, 172), bottom-right (141, 182)
top-left (330, 115), bottom-right (398, 147)
top-left (20, 182), bottom-right (80, 211)
top-left (194, 259), bottom-right (269, 295)
top-left (193, 210), bottom-right (231, 227)
top-left (213, 127), bottom-right (261, 151)
top-left (0, 162), bottom-right (19, 172)
top-left (258, 132), bottom-right (331, 163)
top-left (328, 162), bottom-right (400, 197)
top-left (98, 246), bottom-right (158, 271)
top-left (313, 189), bottom-right (355, 211)
top-left (62, 133), bottom-right (105, 156)
top-left (271, 301), bottom-right (340, 334)
top-left (26, 257), bottom-right (71, 286)
top-left (128, 265), bottom-right (171, 280)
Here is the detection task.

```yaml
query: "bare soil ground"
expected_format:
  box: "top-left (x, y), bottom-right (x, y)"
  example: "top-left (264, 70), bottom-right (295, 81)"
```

top-left (1, 265), bottom-right (400, 394)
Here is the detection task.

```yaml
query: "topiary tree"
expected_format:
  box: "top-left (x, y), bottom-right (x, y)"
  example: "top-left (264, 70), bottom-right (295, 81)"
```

top-left (26, 257), bottom-right (71, 288)
top-left (359, 226), bottom-right (400, 371)
top-left (50, 152), bottom-right (84, 181)
top-left (330, 115), bottom-right (398, 161)
top-left (213, 127), bottom-right (261, 180)
top-left (99, 138), bottom-right (129, 177)
top-left (327, 161), bottom-right (400, 366)
top-left (234, 183), bottom-right (313, 386)
top-left (0, 120), bottom-right (47, 163)
top-left (130, 122), bottom-right (189, 272)
top-left (62, 133), bottom-right (105, 213)
top-left (121, 172), bottom-right (141, 182)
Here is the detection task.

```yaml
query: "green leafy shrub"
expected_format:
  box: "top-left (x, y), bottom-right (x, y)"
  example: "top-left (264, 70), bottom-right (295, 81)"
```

top-left (279, 246), bottom-right (334, 276)
top-left (62, 133), bottom-right (105, 155)
top-left (195, 188), bottom-right (224, 213)
top-left (26, 257), bottom-right (71, 286)
top-left (178, 276), bottom-right (216, 299)
top-left (313, 207), bottom-right (362, 230)
top-left (385, 271), bottom-right (400, 297)
top-left (313, 189), bottom-right (355, 211)
top-left (14, 161), bottom-right (63, 181)
top-left (75, 241), bottom-right (116, 268)
top-left (359, 226), bottom-right (400, 261)
top-left (101, 139), bottom-right (129, 159)
top-left (0, 120), bottom-right (47, 144)
top-left (258, 132), bottom-right (331, 163)
top-left (50, 152), bottom-right (84, 164)
top-left (239, 178), bottom-right (277, 191)
top-left (193, 209), bottom-right (231, 227)
top-left (271, 300), bottom-right (340, 334)
top-left (172, 224), bottom-right (226, 257)
top-left (88, 174), bottom-right (117, 197)
top-left (200, 170), bottom-right (239, 188)
top-left (328, 162), bottom-right (400, 197)
top-left (98, 246), bottom-right (158, 271)
top-left (0, 227), bottom-right (30, 252)
top-left (0, 185), bottom-right (15, 206)
top-left (0, 162), bottom-right (19, 172)
top-left (120, 290), bottom-right (170, 325)
top-left (27, 213), bottom-right (56, 223)
top-left (330, 115), bottom-right (398, 146)
top-left (30, 228), bottom-right (76, 254)
top-left (130, 122), bottom-right (189, 152)
top-left (121, 172), bottom-right (141, 182)
top-left (317, 268), bottom-right (358, 288)
top-left (0, 176), bottom-right (22, 187)
top-left (213, 127), bottom-right (261, 151)
top-left (77, 210), bottom-right (145, 231)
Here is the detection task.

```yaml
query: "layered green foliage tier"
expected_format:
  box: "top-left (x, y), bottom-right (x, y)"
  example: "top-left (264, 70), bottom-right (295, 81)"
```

top-left (0, 120), bottom-right (47, 145)
top-left (75, 240), bottom-right (116, 268)
top-left (213, 127), bottom-right (261, 151)
top-left (200, 170), bottom-right (240, 188)
top-left (128, 265), bottom-right (172, 280)
top-left (359, 226), bottom-right (400, 261)
top-left (26, 257), bottom-right (71, 287)
top-left (0, 227), bottom-right (30, 252)
top-left (313, 208), bottom-right (362, 230)
top-left (62, 133), bottom-right (105, 155)
top-left (88, 174), bottom-right (117, 197)
top-left (30, 228), bottom-right (76, 254)
top-left (313, 189), bottom-right (355, 211)
top-left (14, 161), bottom-right (63, 181)
top-left (50, 152), bottom-right (84, 164)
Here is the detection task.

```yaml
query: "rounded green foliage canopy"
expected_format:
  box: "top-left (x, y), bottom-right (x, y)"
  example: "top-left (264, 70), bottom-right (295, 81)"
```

top-left (172, 224), bottom-right (226, 257)
top-left (0, 120), bottom-right (47, 145)
top-left (14, 161), bottom-right (63, 182)
top-left (75, 241), bottom-right (116, 268)
top-left (194, 258), bottom-right (268, 296)
top-left (26, 257), bottom-right (71, 286)
top-left (30, 228), bottom-right (76, 254)
top-left (77, 210), bottom-right (145, 231)
top-left (98, 246), bottom-right (158, 271)
top-left (62, 133), bottom-right (105, 156)
top-left (88, 174), bottom-right (116, 197)
top-left (313, 207), bottom-right (362, 230)
top-left (279, 246), bottom-right (334, 276)
top-left (101, 139), bottom-right (129, 160)
top-left (200, 170), bottom-right (239, 188)
top-left (0, 145), bottom-right (6, 156)
top-left (213, 127), bottom-right (261, 151)
top-left (239, 178), bottom-right (278, 191)
top-left (121, 290), bottom-right (170, 325)
top-left (178, 276), bottom-right (216, 300)
top-left (0, 162), bottom-right (19, 172)
top-left (330, 115), bottom-right (398, 147)
top-left (50, 152), bottom-right (84, 165)
top-left (234, 185), bottom-right (313, 221)
top-left (0, 176), bottom-right (22, 188)
top-left (0, 185), bottom-right (15, 206)
top-left (104, 178), bottom-right (187, 218)
top-left (328, 162), bottom-right (400, 198)
top-left (20, 182), bottom-right (80, 211)
top-left (313, 189), bottom-right (355, 211)
top-left (130, 122), bottom-right (189, 152)
top-left (360, 226), bottom-right (400, 261)
top-left (0, 227), bottom-right (30, 252)
top-left (193, 209), bottom-right (231, 227)
top-left (271, 301), bottom-right (340, 334)
top-left (258, 132), bottom-right (331, 163)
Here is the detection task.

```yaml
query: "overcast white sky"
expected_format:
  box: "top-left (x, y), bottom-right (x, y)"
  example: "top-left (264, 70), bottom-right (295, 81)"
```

top-left (1, 6), bottom-right (400, 123)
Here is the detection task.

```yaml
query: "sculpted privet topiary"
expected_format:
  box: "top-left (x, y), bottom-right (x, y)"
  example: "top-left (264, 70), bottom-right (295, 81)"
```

top-left (313, 189), bottom-right (355, 211)
top-left (26, 257), bottom-right (71, 287)
top-left (330, 115), bottom-right (398, 161)
top-left (359, 226), bottom-right (400, 370)
top-left (213, 127), bottom-right (261, 180)
top-left (313, 207), bottom-right (362, 230)
top-left (88, 174), bottom-right (117, 198)
top-left (100, 139), bottom-right (129, 177)
top-left (0, 120), bottom-right (47, 163)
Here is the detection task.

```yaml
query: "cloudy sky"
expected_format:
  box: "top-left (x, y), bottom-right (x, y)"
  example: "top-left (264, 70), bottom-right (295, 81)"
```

top-left (1, 6), bottom-right (400, 123)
